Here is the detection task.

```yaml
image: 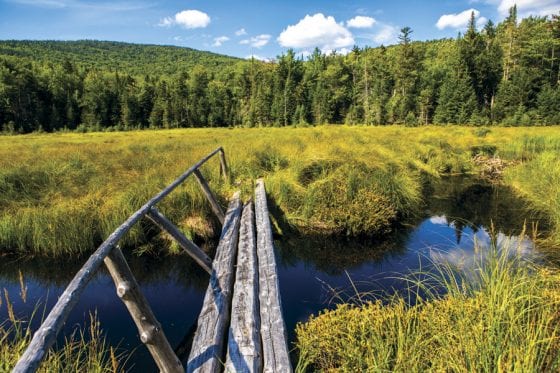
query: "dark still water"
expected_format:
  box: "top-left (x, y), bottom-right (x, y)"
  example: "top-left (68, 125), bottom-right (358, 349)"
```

top-left (0, 177), bottom-right (550, 371)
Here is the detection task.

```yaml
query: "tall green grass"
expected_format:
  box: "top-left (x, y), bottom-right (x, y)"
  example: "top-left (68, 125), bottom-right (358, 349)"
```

top-left (295, 242), bottom-right (560, 372)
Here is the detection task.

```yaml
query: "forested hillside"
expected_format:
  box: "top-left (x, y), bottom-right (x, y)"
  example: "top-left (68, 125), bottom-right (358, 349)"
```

top-left (0, 40), bottom-right (241, 76)
top-left (0, 7), bottom-right (559, 133)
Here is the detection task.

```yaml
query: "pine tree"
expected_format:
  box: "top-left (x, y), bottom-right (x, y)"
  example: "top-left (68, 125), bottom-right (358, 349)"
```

top-left (434, 49), bottom-right (477, 124)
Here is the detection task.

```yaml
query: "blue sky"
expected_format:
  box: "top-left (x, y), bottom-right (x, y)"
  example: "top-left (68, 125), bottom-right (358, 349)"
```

top-left (0, 0), bottom-right (558, 60)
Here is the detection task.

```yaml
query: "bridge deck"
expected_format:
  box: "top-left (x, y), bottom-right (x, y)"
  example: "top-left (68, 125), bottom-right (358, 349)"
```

top-left (187, 180), bottom-right (291, 373)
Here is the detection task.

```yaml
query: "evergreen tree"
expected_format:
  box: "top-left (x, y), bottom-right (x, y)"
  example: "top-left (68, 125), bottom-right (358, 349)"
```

top-left (389, 27), bottom-right (419, 123)
top-left (434, 49), bottom-right (477, 124)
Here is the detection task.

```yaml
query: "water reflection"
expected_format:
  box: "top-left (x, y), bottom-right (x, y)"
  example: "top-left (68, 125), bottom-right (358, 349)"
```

top-left (428, 215), bottom-right (535, 271)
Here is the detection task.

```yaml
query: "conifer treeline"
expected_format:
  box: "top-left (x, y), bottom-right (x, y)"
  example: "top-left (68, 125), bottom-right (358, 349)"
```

top-left (1, 8), bottom-right (559, 133)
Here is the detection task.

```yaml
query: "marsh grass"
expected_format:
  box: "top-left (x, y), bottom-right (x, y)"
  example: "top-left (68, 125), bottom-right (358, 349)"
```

top-left (0, 280), bottom-right (126, 372)
top-left (504, 152), bottom-right (560, 243)
top-left (1, 126), bottom-right (559, 256)
top-left (295, 239), bottom-right (560, 372)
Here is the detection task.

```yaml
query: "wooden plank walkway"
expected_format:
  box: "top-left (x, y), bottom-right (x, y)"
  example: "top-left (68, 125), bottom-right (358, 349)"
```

top-left (187, 192), bottom-right (243, 373)
top-left (188, 180), bottom-right (291, 373)
top-left (13, 144), bottom-right (290, 373)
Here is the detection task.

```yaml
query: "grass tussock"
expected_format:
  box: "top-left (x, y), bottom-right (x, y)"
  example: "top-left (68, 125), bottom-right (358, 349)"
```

top-left (296, 244), bottom-right (560, 372)
top-left (0, 126), bottom-right (559, 256)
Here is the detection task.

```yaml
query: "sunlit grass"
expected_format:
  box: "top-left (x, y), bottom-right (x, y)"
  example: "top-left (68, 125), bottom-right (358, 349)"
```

top-left (0, 126), bottom-right (559, 256)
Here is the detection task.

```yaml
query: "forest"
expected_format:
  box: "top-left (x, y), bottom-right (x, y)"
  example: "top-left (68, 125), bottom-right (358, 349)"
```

top-left (0, 7), bottom-right (559, 133)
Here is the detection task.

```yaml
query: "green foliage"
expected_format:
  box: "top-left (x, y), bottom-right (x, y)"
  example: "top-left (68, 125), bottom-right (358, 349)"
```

top-left (0, 40), bottom-right (240, 76)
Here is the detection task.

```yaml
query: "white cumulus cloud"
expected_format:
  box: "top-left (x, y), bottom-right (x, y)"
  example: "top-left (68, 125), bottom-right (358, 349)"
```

top-left (212, 36), bottom-right (229, 47)
top-left (347, 15), bottom-right (376, 28)
top-left (235, 28), bottom-right (247, 36)
top-left (159, 9), bottom-right (210, 29)
top-left (240, 34), bottom-right (271, 48)
top-left (436, 8), bottom-right (480, 30)
top-left (246, 54), bottom-right (272, 62)
top-left (373, 24), bottom-right (399, 44)
top-left (277, 13), bottom-right (355, 50)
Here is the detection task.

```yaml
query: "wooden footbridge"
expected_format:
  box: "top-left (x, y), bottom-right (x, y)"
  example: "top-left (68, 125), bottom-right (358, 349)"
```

top-left (13, 148), bottom-right (292, 373)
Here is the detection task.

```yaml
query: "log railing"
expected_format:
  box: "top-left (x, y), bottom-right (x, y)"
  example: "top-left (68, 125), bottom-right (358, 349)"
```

top-left (13, 147), bottom-right (230, 373)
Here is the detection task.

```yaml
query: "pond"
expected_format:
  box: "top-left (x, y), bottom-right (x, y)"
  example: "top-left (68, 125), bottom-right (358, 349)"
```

top-left (0, 176), bottom-right (550, 371)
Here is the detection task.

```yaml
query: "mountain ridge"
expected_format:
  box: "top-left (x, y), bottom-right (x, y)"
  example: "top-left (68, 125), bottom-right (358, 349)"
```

top-left (0, 39), bottom-right (243, 76)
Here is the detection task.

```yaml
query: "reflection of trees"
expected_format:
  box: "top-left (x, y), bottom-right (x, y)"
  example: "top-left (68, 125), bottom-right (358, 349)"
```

top-left (275, 231), bottom-right (409, 276)
top-left (0, 252), bottom-right (210, 291)
top-left (425, 176), bottom-right (551, 240)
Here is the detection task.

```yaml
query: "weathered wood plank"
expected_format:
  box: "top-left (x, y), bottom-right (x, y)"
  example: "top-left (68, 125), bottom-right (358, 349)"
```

top-left (13, 147), bottom-right (225, 373)
top-left (255, 179), bottom-right (292, 373)
top-left (225, 201), bottom-right (262, 373)
top-left (187, 192), bottom-right (242, 373)
top-left (194, 169), bottom-right (226, 225)
top-left (147, 206), bottom-right (213, 274)
top-left (104, 246), bottom-right (183, 373)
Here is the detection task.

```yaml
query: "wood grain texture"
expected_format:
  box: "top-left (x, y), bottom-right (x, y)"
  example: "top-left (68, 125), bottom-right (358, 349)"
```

top-left (254, 179), bottom-right (292, 373)
top-left (104, 247), bottom-right (183, 373)
top-left (225, 201), bottom-right (262, 373)
top-left (187, 192), bottom-right (242, 373)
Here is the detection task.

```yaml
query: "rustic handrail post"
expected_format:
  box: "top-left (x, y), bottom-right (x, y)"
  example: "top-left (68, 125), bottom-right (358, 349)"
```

top-left (193, 168), bottom-right (225, 225)
top-left (104, 246), bottom-right (183, 373)
top-left (147, 206), bottom-right (213, 274)
top-left (218, 147), bottom-right (229, 183)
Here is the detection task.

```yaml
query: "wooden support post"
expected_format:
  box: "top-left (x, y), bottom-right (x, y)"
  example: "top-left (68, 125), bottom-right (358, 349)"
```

top-left (218, 148), bottom-right (229, 183)
top-left (187, 192), bottom-right (242, 373)
top-left (193, 168), bottom-right (225, 225)
top-left (255, 179), bottom-right (292, 373)
top-left (147, 206), bottom-right (213, 274)
top-left (104, 246), bottom-right (183, 373)
top-left (226, 201), bottom-right (262, 373)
